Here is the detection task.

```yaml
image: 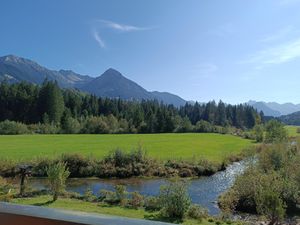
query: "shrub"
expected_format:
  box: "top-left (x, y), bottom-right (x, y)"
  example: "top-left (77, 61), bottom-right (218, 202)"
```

top-left (46, 162), bottom-right (70, 201)
top-left (115, 185), bottom-right (127, 206)
top-left (158, 180), bottom-right (191, 219)
top-left (83, 188), bottom-right (97, 202)
top-left (61, 117), bottom-right (81, 134)
top-left (31, 157), bottom-right (53, 176)
top-left (0, 176), bottom-right (13, 202)
top-left (99, 189), bottom-right (118, 204)
top-left (254, 173), bottom-right (286, 224)
top-left (0, 159), bottom-right (18, 177)
top-left (144, 196), bottom-right (161, 211)
top-left (264, 120), bottom-right (288, 143)
top-left (253, 124), bottom-right (264, 142)
top-left (0, 120), bottom-right (29, 134)
top-left (98, 147), bottom-right (153, 178)
top-left (127, 191), bottom-right (144, 209)
top-left (28, 123), bottom-right (59, 134)
top-left (61, 154), bottom-right (90, 177)
top-left (186, 204), bottom-right (208, 221)
top-left (81, 116), bottom-right (110, 134)
top-left (195, 120), bottom-right (213, 133)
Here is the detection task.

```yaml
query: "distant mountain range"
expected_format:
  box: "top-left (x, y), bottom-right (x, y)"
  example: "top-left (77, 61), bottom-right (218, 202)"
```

top-left (247, 100), bottom-right (300, 117)
top-left (0, 55), bottom-right (186, 107)
top-left (279, 111), bottom-right (300, 125)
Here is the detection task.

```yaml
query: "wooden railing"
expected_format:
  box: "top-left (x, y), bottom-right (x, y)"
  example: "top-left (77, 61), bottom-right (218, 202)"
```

top-left (0, 202), bottom-right (171, 225)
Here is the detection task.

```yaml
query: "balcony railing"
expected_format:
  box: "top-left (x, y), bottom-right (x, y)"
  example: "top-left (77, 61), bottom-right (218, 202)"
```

top-left (0, 202), bottom-right (172, 225)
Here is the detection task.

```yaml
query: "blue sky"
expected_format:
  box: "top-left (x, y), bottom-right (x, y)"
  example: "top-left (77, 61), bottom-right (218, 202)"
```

top-left (1, 0), bottom-right (300, 103)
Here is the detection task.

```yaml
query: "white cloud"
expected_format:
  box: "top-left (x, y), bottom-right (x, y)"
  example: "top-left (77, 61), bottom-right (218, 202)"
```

top-left (97, 19), bottom-right (151, 32)
top-left (92, 30), bottom-right (105, 48)
top-left (241, 37), bottom-right (300, 67)
top-left (91, 19), bottom-right (153, 49)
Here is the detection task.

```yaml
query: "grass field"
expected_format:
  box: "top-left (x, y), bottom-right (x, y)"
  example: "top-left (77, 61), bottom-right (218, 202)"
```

top-left (285, 125), bottom-right (300, 137)
top-left (12, 195), bottom-right (233, 225)
top-left (0, 133), bottom-right (253, 162)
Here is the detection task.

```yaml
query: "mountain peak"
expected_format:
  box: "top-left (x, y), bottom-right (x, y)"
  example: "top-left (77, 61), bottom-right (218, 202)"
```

top-left (101, 68), bottom-right (123, 79)
top-left (0, 55), bottom-right (40, 68)
top-left (1, 54), bottom-right (23, 63)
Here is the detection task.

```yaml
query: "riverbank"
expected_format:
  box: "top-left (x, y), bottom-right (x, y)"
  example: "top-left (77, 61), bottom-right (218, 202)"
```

top-left (11, 195), bottom-right (240, 225)
top-left (0, 144), bottom-right (256, 179)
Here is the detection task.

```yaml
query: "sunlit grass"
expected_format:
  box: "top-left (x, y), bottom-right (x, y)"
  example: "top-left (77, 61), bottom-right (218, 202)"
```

top-left (0, 133), bottom-right (252, 162)
top-left (285, 125), bottom-right (300, 137)
top-left (12, 195), bottom-right (235, 225)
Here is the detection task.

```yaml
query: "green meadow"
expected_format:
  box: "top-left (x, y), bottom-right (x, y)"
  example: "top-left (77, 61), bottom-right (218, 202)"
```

top-left (0, 133), bottom-right (252, 162)
top-left (12, 195), bottom-right (237, 225)
top-left (285, 125), bottom-right (300, 137)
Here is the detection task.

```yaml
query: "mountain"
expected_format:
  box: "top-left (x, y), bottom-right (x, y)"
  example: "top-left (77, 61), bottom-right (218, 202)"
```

top-left (266, 102), bottom-right (300, 116)
top-left (0, 55), bottom-right (186, 106)
top-left (279, 111), bottom-right (300, 125)
top-left (151, 91), bottom-right (186, 107)
top-left (0, 55), bottom-right (91, 87)
top-left (79, 68), bottom-right (186, 106)
top-left (247, 101), bottom-right (281, 117)
top-left (81, 68), bottom-right (153, 100)
top-left (247, 100), bottom-right (300, 117)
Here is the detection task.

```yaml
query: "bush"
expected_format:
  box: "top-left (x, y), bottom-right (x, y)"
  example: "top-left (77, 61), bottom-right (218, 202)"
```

top-left (0, 120), bottom-right (29, 134)
top-left (62, 117), bottom-right (81, 134)
top-left (186, 204), bottom-right (208, 221)
top-left (253, 124), bottom-right (264, 142)
top-left (144, 196), bottom-right (161, 211)
top-left (158, 180), bottom-right (191, 219)
top-left (264, 120), bottom-right (288, 143)
top-left (46, 162), bottom-right (70, 201)
top-left (99, 189), bottom-right (119, 205)
top-left (0, 176), bottom-right (13, 202)
top-left (83, 188), bottom-right (97, 202)
top-left (98, 147), bottom-right (154, 178)
top-left (61, 154), bottom-right (91, 177)
top-left (31, 157), bottom-right (54, 176)
top-left (115, 185), bottom-right (127, 206)
top-left (81, 116), bottom-right (110, 134)
top-left (127, 191), bottom-right (144, 209)
top-left (195, 120), bottom-right (213, 133)
top-left (28, 123), bottom-right (59, 134)
top-left (0, 159), bottom-right (18, 177)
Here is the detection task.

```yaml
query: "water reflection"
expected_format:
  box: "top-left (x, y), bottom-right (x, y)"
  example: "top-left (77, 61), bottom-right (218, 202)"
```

top-left (29, 160), bottom-right (249, 215)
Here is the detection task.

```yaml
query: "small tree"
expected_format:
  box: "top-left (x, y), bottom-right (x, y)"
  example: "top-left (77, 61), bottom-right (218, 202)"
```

top-left (158, 180), bottom-right (191, 220)
top-left (46, 162), bottom-right (70, 201)
top-left (264, 120), bottom-right (287, 143)
top-left (253, 124), bottom-right (264, 142)
top-left (115, 185), bottom-right (127, 206)
top-left (255, 186), bottom-right (286, 225)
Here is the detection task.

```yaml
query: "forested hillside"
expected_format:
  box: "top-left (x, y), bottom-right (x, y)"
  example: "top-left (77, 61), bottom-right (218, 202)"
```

top-left (0, 81), bottom-right (261, 134)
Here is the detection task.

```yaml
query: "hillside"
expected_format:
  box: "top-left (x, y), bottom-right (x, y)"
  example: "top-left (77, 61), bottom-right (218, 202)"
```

top-left (279, 111), bottom-right (300, 125)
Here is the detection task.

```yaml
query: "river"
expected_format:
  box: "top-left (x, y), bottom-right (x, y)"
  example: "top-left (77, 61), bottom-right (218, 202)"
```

top-left (29, 159), bottom-right (249, 215)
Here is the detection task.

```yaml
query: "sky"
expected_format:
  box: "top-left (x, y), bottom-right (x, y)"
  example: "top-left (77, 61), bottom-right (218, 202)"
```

top-left (0, 0), bottom-right (300, 104)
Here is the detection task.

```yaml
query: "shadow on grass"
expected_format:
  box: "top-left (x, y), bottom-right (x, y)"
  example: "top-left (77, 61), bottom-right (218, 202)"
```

top-left (33, 200), bottom-right (55, 206)
top-left (144, 214), bottom-right (182, 224)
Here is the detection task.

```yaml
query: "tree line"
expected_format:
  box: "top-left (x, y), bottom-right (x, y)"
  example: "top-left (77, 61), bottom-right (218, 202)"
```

top-left (0, 81), bottom-right (262, 134)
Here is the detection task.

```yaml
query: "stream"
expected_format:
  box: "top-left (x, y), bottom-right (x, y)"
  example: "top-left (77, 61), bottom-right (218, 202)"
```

top-left (29, 159), bottom-right (249, 215)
